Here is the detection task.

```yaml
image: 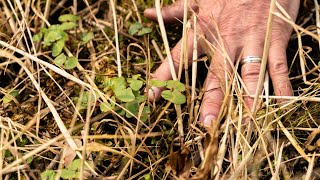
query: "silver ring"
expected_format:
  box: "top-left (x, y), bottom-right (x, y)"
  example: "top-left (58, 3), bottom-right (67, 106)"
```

top-left (241, 56), bottom-right (262, 65)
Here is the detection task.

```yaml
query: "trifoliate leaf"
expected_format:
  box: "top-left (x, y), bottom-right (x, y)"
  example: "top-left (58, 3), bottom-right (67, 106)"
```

top-left (137, 27), bottom-right (152, 36)
top-left (53, 53), bottom-right (66, 66)
top-left (52, 39), bottom-right (65, 57)
top-left (127, 78), bottom-right (143, 91)
top-left (161, 90), bottom-right (173, 101)
top-left (149, 80), bottom-right (166, 87)
top-left (128, 22), bottom-right (143, 35)
top-left (64, 56), bottom-right (78, 69)
top-left (161, 90), bottom-right (186, 105)
top-left (115, 88), bottom-right (135, 102)
top-left (2, 90), bottom-right (19, 104)
top-left (171, 90), bottom-right (186, 104)
top-left (41, 170), bottom-right (56, 180)
top-left (58, 14), bottom-right (80, 22)
top-left (59, 22), bottom-right (77, 30)
top-left (81, 32), bottom-right (94, 43)
top-left (166, 80), bottom-right (185, 92)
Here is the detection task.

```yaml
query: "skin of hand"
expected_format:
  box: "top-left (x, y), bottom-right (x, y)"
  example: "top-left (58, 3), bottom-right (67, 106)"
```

top-left (144, 0), bottom-right (300, 127)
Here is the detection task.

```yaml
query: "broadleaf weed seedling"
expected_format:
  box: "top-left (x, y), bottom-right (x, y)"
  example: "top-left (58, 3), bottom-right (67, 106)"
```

top-left (99, 77), bottom-right (186, 121)
top-left (128, 22), bottom-right (152, 36)
top-left (32, 14), bottom-right (93, 70)
top-left (150, 80), bottom-right (186, 105)
top-left (40, 159), bottom-right (91, 179)
top-left (100, 75), bottom-right (150, 122)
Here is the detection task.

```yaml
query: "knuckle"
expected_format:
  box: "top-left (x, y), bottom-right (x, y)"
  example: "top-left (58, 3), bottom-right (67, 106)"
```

top-left (269, 60), bottom-right (288, 77)
top-left (197, 14), bottom-right (214, 34)
top-left (171, 45), bottom-right (182, 65)
top-left (241, 64), bottom-right (260, 80)
top-left (202, 92), bottom-right (223, 110)
top-left (206, 73), bottom-right (223, 85)
top-left (201, 101), bottom-right (221, 116)
top-left (271, 27), bottom-right (291, 45)
top-left (245, 97), bottom-right (254, 108)
top-left (220, 23), bottom-right (238, 37)
top-left (236, 0), bottom-right (269, 8)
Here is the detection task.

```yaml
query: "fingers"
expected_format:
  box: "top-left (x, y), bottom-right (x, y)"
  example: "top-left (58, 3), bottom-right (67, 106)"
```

top-left (268, 42), bottom-right (292, 98)
top-left (144, 0), bottom-right (198, 23)
top-left (149, 29), bottom-right (201, 101)
top-left (200, 74), bottom-right (224, 127)
top-left (241, 40), bottom-right (264, 109)
top-left (265, 0), bottom-right (296, 102)
top-left (200, 46), bottom-right (234, 127)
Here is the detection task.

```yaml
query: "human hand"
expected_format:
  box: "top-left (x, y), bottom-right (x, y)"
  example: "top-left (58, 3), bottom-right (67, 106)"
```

top-left (144, 0), bottom-right (300, 126)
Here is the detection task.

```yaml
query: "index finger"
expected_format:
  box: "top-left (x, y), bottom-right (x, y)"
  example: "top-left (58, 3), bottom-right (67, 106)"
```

top-left (148, 29), bottom-right (200, 101)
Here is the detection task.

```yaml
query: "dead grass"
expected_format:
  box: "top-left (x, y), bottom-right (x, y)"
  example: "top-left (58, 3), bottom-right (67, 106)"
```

top-left (0, 0), bottom-right (320, 179)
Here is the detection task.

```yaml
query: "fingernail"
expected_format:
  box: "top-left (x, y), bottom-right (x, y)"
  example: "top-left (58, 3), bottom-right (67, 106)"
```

top-left (242, 117), bottom-right (250, 124)
top-left (144, 8), bottom-right (154, 16)
top-left (148, 87), bottom-right (160, 101)
top-left (148, 88), bottom-right (154, 100)
top-left (204, 115), bottom-right (215, 127)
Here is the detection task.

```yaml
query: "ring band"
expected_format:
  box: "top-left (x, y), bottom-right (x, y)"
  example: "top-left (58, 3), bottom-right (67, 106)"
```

top-left (241, 56), bottom-right (262, 65)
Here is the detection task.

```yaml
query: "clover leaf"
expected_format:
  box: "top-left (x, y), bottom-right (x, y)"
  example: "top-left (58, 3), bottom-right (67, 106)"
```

top-left (166, 80), bottom-right (185, 92)
top-left (52, 39), bottom-right (65, 57)
top-left (127, 78), bottom-right (143, 91)
top-left (64, 56), bottom-right (78, 69)
top-left (32, 32), bottom-right (43, 42)
top-left (81, 32), bottom-right (94, 43)
top-left (68, 159), bottom-right (81, 171)
top-left (140, 106), bottom-right (151, 122)
top-left (149, 80), bottom-right (166, 87)
top-left (111, 77), bottom-right (126, 92)
top-left (125, 101), bottom-right (139, 118)
top-left (161, 89), bottom-right (186, 105)
top-left (59, 22), bottom-right (77, 31)
top-left (61, 169), bottom-right (77, 179)
top-left (115, 88), bottom-right (135, 102)
top-left (128, 22), bottom-right (152, 36)
top-left (53, 53), bottom-right (67, 66)
top-left (128, 22), bottom-right (143, 35)
top-left (41, 170), bottom-right (55, 180)
top-left (100, 102), bottom-right (113, 112)
top-left (58, 14), bottom-right (80, 22)
top-left (100, 97), bottom-right (116, 112)
top-left (137, 27), bottom-right (152, 36)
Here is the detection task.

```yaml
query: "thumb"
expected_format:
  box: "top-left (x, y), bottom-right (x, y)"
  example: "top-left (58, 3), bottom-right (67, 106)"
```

top-left (144, 0), bottom-right (198, 23)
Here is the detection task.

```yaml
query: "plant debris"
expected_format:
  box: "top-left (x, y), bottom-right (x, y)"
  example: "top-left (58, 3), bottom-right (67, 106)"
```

top-left (0, 0), bottom-right (320, 179)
